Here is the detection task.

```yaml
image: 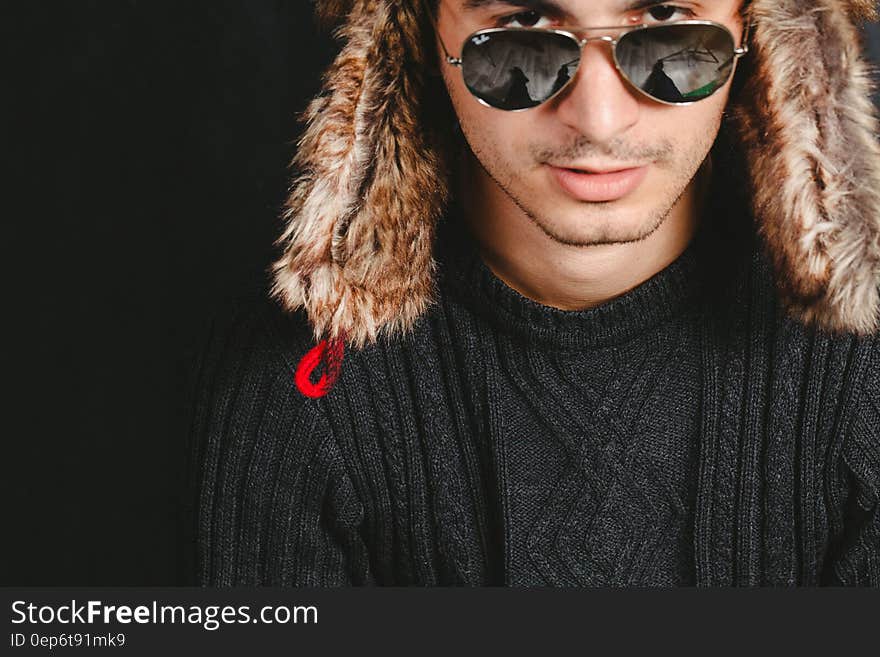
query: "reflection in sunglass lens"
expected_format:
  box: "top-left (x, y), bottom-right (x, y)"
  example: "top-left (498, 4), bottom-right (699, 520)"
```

top-left (460, 30), bottom-right (580, 110)
top-left (617, 23), bottom-right (736, 103)
top-left (459, 23), bottom-right (736, 109)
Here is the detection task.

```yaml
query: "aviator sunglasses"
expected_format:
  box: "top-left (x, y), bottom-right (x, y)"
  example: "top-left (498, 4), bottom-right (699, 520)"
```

top-left (428, 4), bottom-right (750, 110)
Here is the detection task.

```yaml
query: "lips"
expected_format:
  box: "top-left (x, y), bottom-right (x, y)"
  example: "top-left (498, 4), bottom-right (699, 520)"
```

top-left (547, 164), bottom-right (648, 202)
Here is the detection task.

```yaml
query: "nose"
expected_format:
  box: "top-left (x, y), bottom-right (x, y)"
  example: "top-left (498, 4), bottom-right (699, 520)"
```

top-left (549, 38), bottom-right (640, 143)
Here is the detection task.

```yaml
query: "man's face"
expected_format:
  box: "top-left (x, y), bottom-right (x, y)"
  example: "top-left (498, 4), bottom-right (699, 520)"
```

top-left (434, 0), bottom-right (745, 247)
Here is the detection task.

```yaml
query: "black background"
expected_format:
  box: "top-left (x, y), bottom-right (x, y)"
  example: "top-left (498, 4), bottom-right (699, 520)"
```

top-left (3, 3), bottom-right (880, 586)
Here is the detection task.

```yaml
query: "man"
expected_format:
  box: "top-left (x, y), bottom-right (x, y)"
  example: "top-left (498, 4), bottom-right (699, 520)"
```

top-left (190, 0), bottom-right (880, 585)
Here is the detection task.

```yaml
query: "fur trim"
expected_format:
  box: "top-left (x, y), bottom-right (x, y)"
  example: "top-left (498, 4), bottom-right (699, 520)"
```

top-left (314, 0), bottom-right (355, 28)
top-left (731, 0), bottom-right (880, 334)
top-left (273, 0), bottom-right (880, 348)
top-left (270, 0), bottom-right (448, 348)
top-left (847, 0), bottom-right (878, 21)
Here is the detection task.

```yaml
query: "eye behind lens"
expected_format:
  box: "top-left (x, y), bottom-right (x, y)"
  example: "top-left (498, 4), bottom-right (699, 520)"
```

top-left (616, 22), bottom-right (736, 104)
top-left (461, 29), bottom-right (581, 111)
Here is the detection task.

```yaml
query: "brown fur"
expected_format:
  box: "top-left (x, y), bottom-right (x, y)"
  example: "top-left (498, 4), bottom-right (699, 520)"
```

top-left (848, 0), bottom-right (879, 20)
top-left (270, 0), bottom-right (449, 348)
top-left (731, 0), bottom-right (880, 334)
top-left (271, 0), bottom-right (880, 347)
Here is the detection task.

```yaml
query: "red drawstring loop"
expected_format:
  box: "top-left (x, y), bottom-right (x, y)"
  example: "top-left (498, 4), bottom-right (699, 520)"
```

top-left (294, 332), bottom-right (346, 399)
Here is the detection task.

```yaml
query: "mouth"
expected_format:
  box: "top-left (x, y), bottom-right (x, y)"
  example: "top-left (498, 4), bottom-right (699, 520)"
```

top-left (546, 164), bottom-right (649, 202)
top-left (559, 164), bottom-right (646, 174)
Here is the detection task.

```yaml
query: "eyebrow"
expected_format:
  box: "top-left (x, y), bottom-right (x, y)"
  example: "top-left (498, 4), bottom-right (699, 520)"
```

top-left (460, 0), bottom-right (665, 15)
top-left (462, 0), bottom-right (565, 12)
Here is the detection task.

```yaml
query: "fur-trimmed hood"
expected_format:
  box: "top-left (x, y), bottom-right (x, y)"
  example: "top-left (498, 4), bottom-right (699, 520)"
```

top-left (271, 0), bottom-right (880, 397)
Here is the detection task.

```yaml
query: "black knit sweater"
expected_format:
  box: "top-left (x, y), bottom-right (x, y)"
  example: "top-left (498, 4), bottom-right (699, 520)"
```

top-left (190, 205), bottom-right (880, 586)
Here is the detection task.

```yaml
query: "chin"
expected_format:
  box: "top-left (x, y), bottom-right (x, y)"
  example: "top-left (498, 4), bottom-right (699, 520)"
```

top-left (531, 204), bottom-right (662, 248)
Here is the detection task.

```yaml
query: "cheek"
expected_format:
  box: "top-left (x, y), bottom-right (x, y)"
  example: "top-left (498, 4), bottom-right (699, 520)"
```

top-left (440, 65), bottom-right (532, 153)
top-left (444, 80), bottom-right (508, 153)
top-left (687, 97), bottom-right (727, 149)
top-left (457, 109), bottom-right (537, 170)
top-left (647, 96), bottom-right (727, 153)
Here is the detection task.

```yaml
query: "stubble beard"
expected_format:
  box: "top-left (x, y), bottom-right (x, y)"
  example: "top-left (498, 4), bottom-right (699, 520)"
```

top-left (465, 129), bottom-right (715, 249)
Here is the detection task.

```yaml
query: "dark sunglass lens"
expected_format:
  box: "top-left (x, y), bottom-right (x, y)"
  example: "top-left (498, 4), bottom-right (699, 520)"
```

top-left (461, 30), bottom-right (580, 110)
top-left (616, 24), bottom-right (736, 103)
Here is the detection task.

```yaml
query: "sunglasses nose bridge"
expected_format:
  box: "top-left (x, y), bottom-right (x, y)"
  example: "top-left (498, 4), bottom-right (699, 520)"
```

top-left (576, 34), bottom-right (617, 48)
top-left (567, 34), bottom-right (621, 79)
top-left (570, 34), bottom-right (620, 66)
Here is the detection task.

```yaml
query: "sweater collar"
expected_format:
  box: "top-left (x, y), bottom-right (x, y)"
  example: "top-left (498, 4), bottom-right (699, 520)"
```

top-left (436, 205), bottom-right (705, 350)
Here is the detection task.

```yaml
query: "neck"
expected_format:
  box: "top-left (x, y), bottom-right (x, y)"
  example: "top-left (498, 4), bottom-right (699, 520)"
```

top-left (456, 149), bottom-right (708, 311)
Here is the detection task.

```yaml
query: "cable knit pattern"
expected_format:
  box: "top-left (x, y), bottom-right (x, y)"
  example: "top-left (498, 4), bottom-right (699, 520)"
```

top-left (190, 205), bottom-right (880, 587)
